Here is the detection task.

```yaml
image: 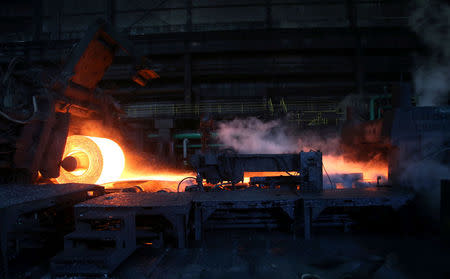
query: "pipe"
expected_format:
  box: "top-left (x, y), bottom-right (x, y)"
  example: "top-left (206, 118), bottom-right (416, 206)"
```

top-left (173, 132), bottom-right (217, 139)
top-left (174, 133), bottom-right (201, 139)
top-left (369, 97), bottom-right (377, 121)
top-left (169, 141), bottom-right (175, 159)
top-left (369, 94), bottom-right (391, 120)
top-left (176, 144), bottom-right (224, 148)
top-left (378, 105), bottom-right (392, 119)
top-left (183, 138), bottom-right (189, 159)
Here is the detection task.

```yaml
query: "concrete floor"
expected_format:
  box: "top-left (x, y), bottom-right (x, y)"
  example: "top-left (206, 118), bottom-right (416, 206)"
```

top-left (110, 230), bottom-right (450, 279)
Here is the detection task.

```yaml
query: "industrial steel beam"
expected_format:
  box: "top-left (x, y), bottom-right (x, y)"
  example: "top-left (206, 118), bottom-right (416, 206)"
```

top-left (0, 28), bottom-right (419, 63)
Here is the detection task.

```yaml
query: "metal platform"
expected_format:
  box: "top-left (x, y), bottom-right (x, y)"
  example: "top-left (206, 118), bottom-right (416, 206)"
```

top-left (0, 183), bottom-right (104, 279)
top-left (300, 188), bottom-right (413, 239)
top-left (51, 186), bottom-right (413, 277)
top-left (52, 192), bottom-right (193, 278)
top-left (0, 183), bottom-right (102, 209)
top-left (75, 191), bottom-right (193, 247)
top-left (52, 210), bottom-right (137, 277)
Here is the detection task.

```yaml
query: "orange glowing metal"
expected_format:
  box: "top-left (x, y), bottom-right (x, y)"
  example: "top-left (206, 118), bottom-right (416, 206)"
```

top-left (243, 158), bottom-right (387, 184)
top-left (87, 136), bottom-right (125, 184)
top-left (243, 172), bottom-right (291, 183)
top-left (322, 155), bottom-right (388, 182)
top-left (56, 135), bottom-right (125, 185)
top-left (106, 164), bottom-right (195, 191)
top-left (118, 173), bottom-right (194, 182)
top-left (58, 134), bottom-right (387, 189)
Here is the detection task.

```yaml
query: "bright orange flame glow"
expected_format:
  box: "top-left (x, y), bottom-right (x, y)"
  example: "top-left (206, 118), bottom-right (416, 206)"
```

top-left (58, 135), bottom-right (193, 189)
top-left (243, 172), bottom-right (291, 183)
top-left (322, 155), bottom-right (388, 182)
top-left (119, 172), bottom-right (194, 182)
top-left (58, 133), bottom-right (387, 189)
top-left (107, 172), bottom-right (194, 191)
top-left (56, 135), bottom-right (125, 185)
top-left (87, 136), bottom-right (125, 184)
top-left (242, 156), bottom-right (388, 184)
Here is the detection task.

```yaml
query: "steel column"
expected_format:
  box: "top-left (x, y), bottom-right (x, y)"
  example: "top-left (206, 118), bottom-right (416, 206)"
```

top-left (106, 0), bottom-right (116, 26)
top-left (32, 0), bottom-right (43, 41)
top-left (194, 205), bottom-right (202, 241)
top-left (50, 0), bottom-right (62, 40)
top-left (442, 180), bottom-right (450, 237)
top-left (304, 206), bottom-right (312, 240)
top-left (185, 0), bottom-right (192, 32)
top-left (265, 0), bottom-right (272, 29)
top-left (184, 53), bottom-right (192, 104)
top-left (346, 0), bottom-right (364, 94)
top-left (176, 215), bottom-right (186, 248)
top-left (0, 210), bottom-right (7, 279)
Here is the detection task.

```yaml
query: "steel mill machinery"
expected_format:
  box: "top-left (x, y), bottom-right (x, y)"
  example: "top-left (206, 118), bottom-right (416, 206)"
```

top-left (0, 20), bottom-right (420, 279)
top-left (0, 19), bottom-right (157, 279)
top-left (0, 18), bottom-right (157, 184)
top-left (341, 83), bottom-right (450, 185)
top-left (189, 151), bottom-right (323, 191)
top-left (50, 150), bottom-right (413, 278)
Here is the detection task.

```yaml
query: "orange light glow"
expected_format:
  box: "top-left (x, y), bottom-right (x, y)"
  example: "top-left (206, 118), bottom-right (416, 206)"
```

top-left (322, 155), bottom-right (388, 182)
top-left (56, 135), bottom-right (125, 185)
top-left (119, 172), bottom-right (194, 182)
top-left (242, 156), bottom-right (387, 185)
top-left (57, 134), bottom-right (194, 189)
top-left (112, 170), bottom-right (195, 191)
top-left (87, 136), bottom-right (125, 184)
top-left (243, 172), bottom-right (291, 183)
top-left (57, 133), bottom-right (387, 190)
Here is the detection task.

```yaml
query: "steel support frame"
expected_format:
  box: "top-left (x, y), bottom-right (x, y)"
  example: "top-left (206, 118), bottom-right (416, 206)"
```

top-left (0, 185), bottom-right (103, 279)
top-left (301, 190), bottom-right (413, 239)
top-left (196, 199), bottom-right (297, 239)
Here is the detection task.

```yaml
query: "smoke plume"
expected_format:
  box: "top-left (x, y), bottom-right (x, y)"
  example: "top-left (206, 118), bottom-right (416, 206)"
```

top-left (401, 158), bottom-right (450, 220)
top-left (217, 117), bottom-right (343, 155)
top-left (217, 117), bottom-right (297, 154)
top-left (407, 0), bottom-right (450, 220)
top-left (409, 0), bottom-right (450, 106)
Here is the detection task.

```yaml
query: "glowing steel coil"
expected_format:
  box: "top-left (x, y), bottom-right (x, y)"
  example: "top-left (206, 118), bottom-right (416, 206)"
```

top-left (56, 135), bottom-right (125, 184)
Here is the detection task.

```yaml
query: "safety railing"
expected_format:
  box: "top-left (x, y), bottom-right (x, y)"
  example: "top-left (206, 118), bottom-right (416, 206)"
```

top-left (123, 98), bottom-right (345, 126)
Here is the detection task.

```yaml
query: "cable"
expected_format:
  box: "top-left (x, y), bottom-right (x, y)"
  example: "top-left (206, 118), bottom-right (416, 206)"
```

top-left (307, 148), bottom-right (334, 188)
top-left (177, 176), bottom-right (197, 193)
top-left (0, 57), bottom-right (38, 124)
top-left (0, 96), bottom-right (38, 124)
top-left (322, 162), bottom-right (334, 188)
top-left (2, 57), bottom-right (23, 84)
top-left (285, 171), bottom-right (295, 176)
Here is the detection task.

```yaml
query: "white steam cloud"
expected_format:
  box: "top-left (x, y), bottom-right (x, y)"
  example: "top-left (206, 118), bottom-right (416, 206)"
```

top-left (401, 159), bottom-right (450, 220)
top-left (410, 0), bottom-right (450, 106)
top-left (216, 117), bottom-right (340, 155)
top-left (217, 117), bottom-right (297, 154)
top-left (414, 63), bottom-right (450, 106)
top-left (407, 0), bottom-right (450, 219)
